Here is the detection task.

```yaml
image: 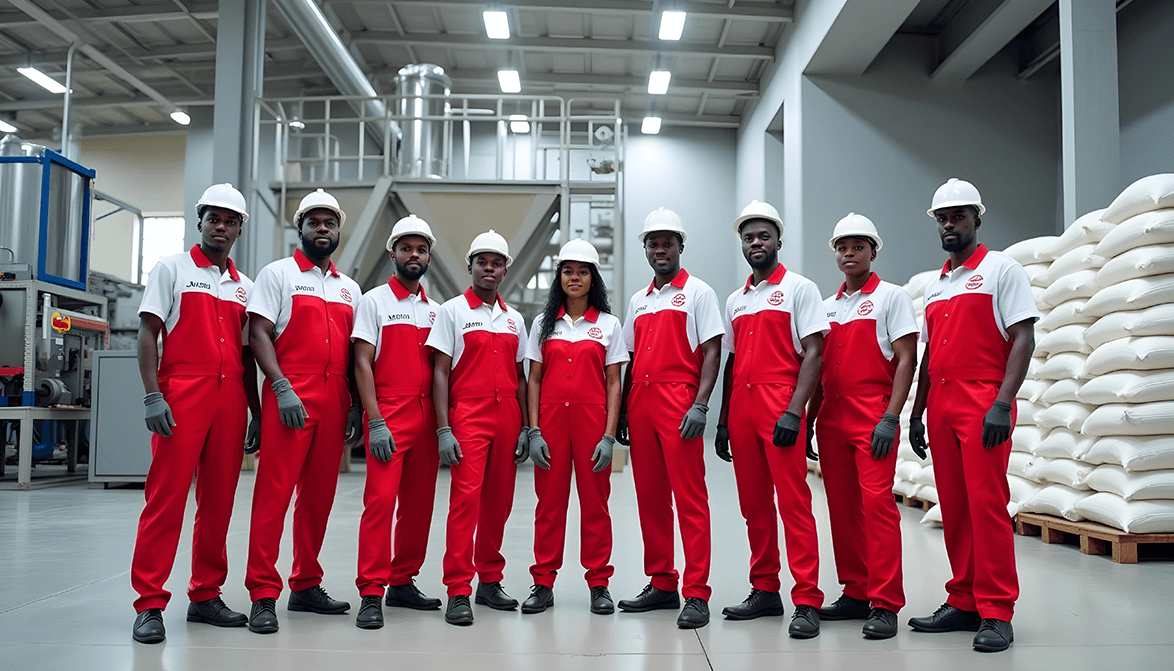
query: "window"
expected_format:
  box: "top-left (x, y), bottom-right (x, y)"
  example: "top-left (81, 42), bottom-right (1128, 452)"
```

top-left (140, 215), bottom-right (185, 286)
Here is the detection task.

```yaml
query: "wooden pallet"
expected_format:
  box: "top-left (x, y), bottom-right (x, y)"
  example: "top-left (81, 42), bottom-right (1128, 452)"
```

top-left (1014, 512), bottom-right (1174, 564)
top-left (894, 492), bottom-right (934, 511)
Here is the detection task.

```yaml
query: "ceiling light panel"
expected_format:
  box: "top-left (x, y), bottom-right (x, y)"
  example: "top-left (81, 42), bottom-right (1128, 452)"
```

top-left (659, 11), bottom-right (686, 41)
top-left (483, 10), bottom-right (510, 39)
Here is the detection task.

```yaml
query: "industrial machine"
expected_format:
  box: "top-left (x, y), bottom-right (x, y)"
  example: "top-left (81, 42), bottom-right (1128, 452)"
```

top-left (0, 134), bottom-right (108, 489)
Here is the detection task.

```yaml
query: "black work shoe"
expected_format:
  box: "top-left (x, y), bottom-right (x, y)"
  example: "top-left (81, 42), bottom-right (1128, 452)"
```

top-left (385, 580), bottom-right (442, 611)
top-left (474, 581), bottom-right (519, 611)
top-left (132, 609), bottom-right (165, 644)
top-left (788, 605), bottom-right (821, 639)
top-left (973, 618), bottom-right (1014, 652)
top-left (248, 598), bottom-right (279, 634)
top-left (521, 585), bottom-right (555, 614)
top-left (288, 585), bottom-right (350, 614)
top-left (355, 595), bottom-right (384, 630)
top-left (862, 608), bottom-right (898, 639)
top-left (445, 595), bottom-right (474, 626)
top-left (186, 597), bottom-right (247, 627)
top-left (590, 586), bottom-right (614, 615)
top-left (722, 589), bottom-right (785, 621)
top-left (819, 593), bottom-right (871, 621)
top-left (617, 584), bottom-right (680, 612)
top-left (908, 603), bottom-right (981, 633)
top-left (676, 597), bottom-right (710, 629)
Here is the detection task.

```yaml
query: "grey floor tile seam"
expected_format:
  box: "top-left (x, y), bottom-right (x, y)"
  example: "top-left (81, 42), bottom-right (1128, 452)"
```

top-left (0, 569), bottom-right (129, 616)
top-left (694, 630), bottom-right (715, 670)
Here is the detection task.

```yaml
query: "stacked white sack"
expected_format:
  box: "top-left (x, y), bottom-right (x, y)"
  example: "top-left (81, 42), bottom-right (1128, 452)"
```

top-left (892, 270), bottom-right (938, 519)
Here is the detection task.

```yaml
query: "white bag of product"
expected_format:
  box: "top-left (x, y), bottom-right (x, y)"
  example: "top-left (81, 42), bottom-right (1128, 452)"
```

top-left (1039, 269), bottom-right (1099, 308)
top-left (1032, 285), bottom-right (1047, 307)
top-left (1073, 492), bottom-right (1174, 533)
top-left (897, 441), bottom-right (930, 464)
top-left (1008, 452), bottom-right (1035, 479)
top-left (1008, 500), bottom-right (1022, 519)
top-left (1082, 273), bottom-right (1174, 319)
top-left (1081, 402), bottom-right (1174, 436)
top-left (904, 269), bottom-right (939, 300)
top-left (1083, 336), bottom-right (1174, 377)
top-left (1019, 484), bottom-right (1093, 520)
top-left (1035, 402), bottom-right (1094, 431)
top-left (1034, 457), bottom-right (1096, 490)
top-left (1012, 425), bottom-right (1045, 453)
top-left (893, 478), bottom-right (920, 498)
top-left (1036, 325), bottom-right (1091, 356)
top-left (1085, 464), bottom-right (1174, 501)
top-left (1099, 174), bottom-right (1174, 224)
top-left (1017, 399), bottom-right (1045, 424)
top-left (1095, 210), bottom-right (1174, 259)
top-left (1033, 352), bottom-right (1089, 380)
top-left (1018, 379), bottom-right (1049, 403)
top-left (1003, 236), bottom-right (1062, 265)
top-left (1082, 436), bottom-right (1174, 471)
top-left (1044, 244), bottom-right (1106, 285)
top-left (1095, 244), bottom-right (1174, 287)
top-left (1041, 378), bottom-right (1084, 404)
top-left (912, 465), bottom-right (936, 487)
top-left (1055, 208), bottom-right (1115, 251)
top-left (1083, 304), bottom-right (1174, 349)
top-left (1078, 371), bottom-right (1174, 405)
top-left (895, 460), bottom-right (922, 482)
top-left (1008, 473), bottom-right (1044, 503)
top-left (921, 505), bottom-right (944, 527)
top-left (1023, 456), bottom-right (1053, 483)
top-left (1025, 262), bottom-right (1052, 288)
top-left (1033, 428), bottom-right (1096, 460)
top-left (918, 485), bottom-right (939, 504)
top-left (1037, 299), bottom-right (1092, 331)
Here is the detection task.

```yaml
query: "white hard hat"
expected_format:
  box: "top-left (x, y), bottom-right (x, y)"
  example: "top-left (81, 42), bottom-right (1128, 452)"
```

top-left (556, 238), bottom-right (600, 269)
top-left (386, 214), bottom-right (436, 251)
top-left (829, 212), bottom-right (883, 252)
top-left (928, 178), bottom-right (985, 217)
top-left (195, 183), bottom-right (248, 223)
top-left (639, 207), bottom-right (687, 243)
top-left (294, 188), bottom-right (347, 227)
top-left (734, 200), bottom-right (783, 235)
top-left (466, 229), bottom-right (512, 266)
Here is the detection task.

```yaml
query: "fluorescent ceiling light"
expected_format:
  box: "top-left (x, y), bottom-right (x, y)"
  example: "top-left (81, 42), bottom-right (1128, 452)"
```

top-left (288, 118), bottom-right (306, 129)
top-left (0, 119), bottom-right (17, 133)
top-left (641, 116), bottom-right (662, 135)
top-left (509, 114), bottom-right (530, 133)
top-left (483, 10), bottom-right (510, 39)
top-left (616, 117), bottom-right (623, 126)
top-left (659, 11), bottom-right (686, 41)
top-left (18, 67), bottom-right (67, 94)
top-left (648, 70), bottom-right (671, 95)
top-left (497, 69), bottom-right (521, 93)
top-left (170, 110), bottom-right (191, 126)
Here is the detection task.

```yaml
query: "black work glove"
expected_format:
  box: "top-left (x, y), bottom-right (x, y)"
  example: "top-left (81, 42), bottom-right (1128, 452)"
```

top-left (870, 413), bottom-right (900, 460)
top-left (345, 405), bottom-right (364, 447)
top-left (773, 411), bottom-right (801, 447)
top-left (679, 402), bottom-right (708, 440)
top-left (805, 425), bottom-right (818, 461)
top-left (616, 413), bottom-right (630, 446)
top-left (714, 424), bottom-right (731, 463)
top-left (909, 416), bottom-right (928, 460)
top-left (143, 392), bottom-right (176, 437)
top-left (982, 401), bottom-right (1013, 449)
top-left (244, 414), bottom-right (261, 454)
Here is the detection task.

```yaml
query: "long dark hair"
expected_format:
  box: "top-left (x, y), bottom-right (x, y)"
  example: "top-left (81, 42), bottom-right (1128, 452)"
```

top-left (539, 261), bottom-right (612, 343)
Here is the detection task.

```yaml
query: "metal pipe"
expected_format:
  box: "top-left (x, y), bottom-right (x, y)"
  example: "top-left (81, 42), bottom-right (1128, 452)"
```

top-left (61, 42), bottom-right (80, 159)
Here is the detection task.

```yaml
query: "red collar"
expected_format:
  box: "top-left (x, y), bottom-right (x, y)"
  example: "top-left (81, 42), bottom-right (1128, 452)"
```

top-left (941, 243), bottom-right (988, 276)
top-left (835, 272), bottom-right (881, 300)
top-left (189, 244), bottom-right (240, 282)
top-left (556, 305), bottom-right (600, 323)
top-left (294, 248), bottom-right (340, 277)
top-left (743, 263), bottom-right (786, 293)
top-left (388, 275), bottom-right (427, 301)
top-left (463, 286), bottom-right (508, 311)
top-left (646, 268), bottom-right (690, 295)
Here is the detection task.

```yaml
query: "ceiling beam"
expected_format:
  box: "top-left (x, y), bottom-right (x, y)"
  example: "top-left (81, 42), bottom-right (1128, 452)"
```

top-left (804, 0), bottom-right (922, 75)
top-left (0, 95), bottom-right (213, 113)
top-left (334, 0), bottom-right (792, 22)
top-left (0, 37), bottom-right (306, 67)
top-left (931, 0), bottom-right (1054, 83)
top-left (0, 2), bottom-right (217, 28)
top-left (447, 71), bottom-right (758, 95)
top-left (1018, 0), bottom-right (1132, 80)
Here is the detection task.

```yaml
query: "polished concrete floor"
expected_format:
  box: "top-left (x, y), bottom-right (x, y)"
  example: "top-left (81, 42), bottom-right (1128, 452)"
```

top-left (2, 453), bottom-right (1173, 671)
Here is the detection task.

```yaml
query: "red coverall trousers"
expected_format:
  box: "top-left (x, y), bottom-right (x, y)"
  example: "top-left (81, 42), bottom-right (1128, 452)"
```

top-left (442, 397), bottom-right (522, 597)
top-left (627, 382), bottom-right (711, 600)
top-left (531, 403), bottom-right (613, 588)
top-left (131, 375), bottom-right (247, 612)
top-left (727, 382), bottom-right (823, 608)
top-left (816, 392), bottom-right (904, 612)
top-left (246, 372), bottom-right (349, 601)
top-left (928, 379), bottom-right (1018, 621)
top-left (356, 396), bottom-right (440, 596)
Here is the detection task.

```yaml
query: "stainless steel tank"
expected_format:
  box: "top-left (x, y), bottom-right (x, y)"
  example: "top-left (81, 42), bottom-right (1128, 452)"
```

top-left (394, 64), bottom-right (451, 179)
top-left (0, 134), bottom-right (43, 270)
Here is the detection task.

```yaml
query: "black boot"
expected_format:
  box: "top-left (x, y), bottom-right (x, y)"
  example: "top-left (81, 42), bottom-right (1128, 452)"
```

top-left (973, 618), bottom-right (1014, 652)
top-left (248, 598), bottom-right (279, 634)
top-left (132, 609), bottom-right (165, 644)
top-left (288, 585), bottom-right (350, 614)
top-left (819, 593), bottom-right (870, 621)
top-left (617, 584), bottom-right (680, 612)
top-left (445, 595), bottom-right (474, 626)
top-left (186, 597), bottom-right (247, 627)
top-left (721, 589), bottom-right (785, 620)
top-left (475, 582), bottom-right (519, 611)
top-left (862, 608), bottom-right (898, 639)
top-left (788, 605), bottom-right (820, 639)
top-left (521, 585), bottom-right (554, 614)
top-left (355, 595), bottom-right (384, 630)
top-left (590, 586), bottom-right (614, 615)
top-left (676, 597), bottom-right (710, 629)
top-left (385, 580), bottom-right (442, 611)
top-left (908, 603), bottom-right (981, 633)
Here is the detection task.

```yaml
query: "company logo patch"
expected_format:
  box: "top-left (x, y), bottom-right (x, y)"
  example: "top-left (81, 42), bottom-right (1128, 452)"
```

top-left (506, 319), bottom-right (518, 333)
top-left (294, 284), bottom-right (315, 292)
top-left (340, 287), bottom-right (352, 303)
top-left (185, 280), bottom-right (212, 290)
top-left (462, 321), bottom-right (483, 330)
top-left (588, 326), bottom-right (603, 339)
top-left (429, 311), bottom-right (436, 324)
top-left (857, 300), bottom-right (874, 316)
top-left (966, 275), bottom-right (984, 290)
top-left (235, 287), bottom-right (247, 303)
top-left (671, 293), bottom-right (687, 307)
top-left (768, 290), bottom-right (784, 306)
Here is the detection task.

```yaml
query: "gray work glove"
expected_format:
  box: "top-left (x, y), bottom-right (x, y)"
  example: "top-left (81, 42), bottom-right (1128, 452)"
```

top-left (773, 411), bottom-right (801, 447)
top-left (616, 413), bottom-right (630, 446)
top-left (592, 434), bottom-right (615, 472)
top-left (437, 426), bottom-right (462, 466)
top-left (982, 401), bottom-right (1013, 449)
top-left (714, 424), bottom-right (732, 463)
top-left (271, 378), bottom-right (306, 429)
top-left (143, 392), bottom-right (176, 437)
top-left (515, 426), bottom-right (531, 464)
top-left (679, 402), bottom-right (708, 440)
top-left (870, 413), bottom-right (900, 460)
top-left (244, 414), bottom-right (261, 454)
top-left (345, 404), bottom-right (364, 446)
top-left (367, 418), bottom-right (394, 462)
top-left (909, 416), bottom-right (928, 460)
top-left (529, 427), bottom-right (551, 470)
top-left (805, 425), bottom-right (818, 461)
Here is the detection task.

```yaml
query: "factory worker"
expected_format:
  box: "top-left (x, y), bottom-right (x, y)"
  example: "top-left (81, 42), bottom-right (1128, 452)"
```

top-left (807, 214), bottom-right (919, 640)
top-left (616, 208), bottom-right (723, 629)
top-left (907, 179), bottom-right (1038, 653)
top-left (351, 215), bottom-right (444, 630)
top-left (714, 200), bottom-right (828, 639)
top-left (243, 188), bottom-right (363, 634)
top-left (131, 183), bottom-right (258, 644)
top-left (520, 238), bottom-right (627, 616)
top-left (425, 229), bottom-right (530, 626)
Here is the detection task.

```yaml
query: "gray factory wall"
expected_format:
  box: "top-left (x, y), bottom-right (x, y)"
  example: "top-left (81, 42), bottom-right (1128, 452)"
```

top-left (1118, 0), bottom-right (1174, 186)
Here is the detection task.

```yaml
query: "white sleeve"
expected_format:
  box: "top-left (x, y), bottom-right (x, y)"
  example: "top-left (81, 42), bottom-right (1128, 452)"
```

top-left (722, 291), bottom-right (736, 353)
top-left (350, 291), bottom-right (380, 346)
top-left (794, 281), bottom-right (831, 339)
top-left (605, 316), bottom-right (630, 365)
top-left (526, 315), bottom-right (544, 363)
top-left (997, 262), bottom-right (1041, 329)
top-left (694, 284), bottom-right (726, 344)
top-left (621, 295), bottom-right (636, 352)
top-left (246, 264), bottom-right (283, 324)
top-left (424, 302), bottom-right (456, 358)
top-left (886, 287), bottom-right (920, 342)
top-left (514, 314), bottom-right (529, 364)
top-left (239, 275), bottom-right (253, 346)
top-left (138, 258), bottom-right (173, 320)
